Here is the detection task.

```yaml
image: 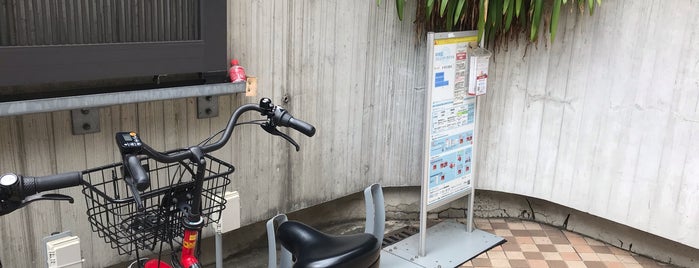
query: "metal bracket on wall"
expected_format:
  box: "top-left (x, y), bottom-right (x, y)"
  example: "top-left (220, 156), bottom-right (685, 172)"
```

top-left (71, 108), bottom-right (100, 135)
top-left (197, 96), bottom-right (219, 119)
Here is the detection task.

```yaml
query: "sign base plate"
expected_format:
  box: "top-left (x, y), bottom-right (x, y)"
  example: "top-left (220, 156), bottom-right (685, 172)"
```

top-left (381, 220), bottom-right (505, 268)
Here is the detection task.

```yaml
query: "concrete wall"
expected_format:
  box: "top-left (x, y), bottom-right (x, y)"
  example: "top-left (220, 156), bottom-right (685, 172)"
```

top-left (1, 0), bottom-right (698, 267)
top-left (225, 0), bottom-right (427, 217)
top-left (227, 0), bottom-right (699, 251)
top-left (0, 1), bottom-right (425, 267)
top-left (475, 0), bottom-right (699, 250)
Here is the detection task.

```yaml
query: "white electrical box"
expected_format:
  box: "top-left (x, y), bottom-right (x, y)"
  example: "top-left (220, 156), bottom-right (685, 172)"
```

top-left (46, 235), bottom-right (83, 268)
top-left (214, 190), bottom-right (240, 233)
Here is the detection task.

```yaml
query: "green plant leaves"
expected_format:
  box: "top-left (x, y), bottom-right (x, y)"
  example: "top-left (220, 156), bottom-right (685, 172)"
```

top-left (477, 0), bottom-right (486, 41)
top-left (504, 0), bottom-right (515, 32)
top-left (444, 0), bottom-right (453, 30)
top-left (530, 0), bottom-right (543, 41)
top-left (440, 0), bottom-right (449, 17)
top-left (427, 0), bottom-right (435, 20)
top-left (486, 0), bottom-right (499, 44)
top-left (396, 0), bottom-right (406, 21)
top-left (454, 0), bottom-right (466, 26)
top-left (550, 0), bottom-right (562, 42)
top-left (384, 0), bottom-right (603, 45)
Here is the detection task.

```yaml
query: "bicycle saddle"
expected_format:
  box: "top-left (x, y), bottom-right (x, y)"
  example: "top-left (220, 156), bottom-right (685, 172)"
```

top-left (277, 220), bottom-right (381, 268)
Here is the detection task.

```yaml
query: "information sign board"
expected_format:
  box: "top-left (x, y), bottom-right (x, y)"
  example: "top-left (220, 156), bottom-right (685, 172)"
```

top-left (422, 31), bottom-right (478, 208)
top-left (419, 31), bottom-right (479, 256)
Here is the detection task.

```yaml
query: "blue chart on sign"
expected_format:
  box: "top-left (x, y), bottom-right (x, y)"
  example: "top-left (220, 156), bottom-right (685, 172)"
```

top-left (426, 95), bottom-right (476, 205)
top-left (466, 102), bottom-right (475, 124)
top-left (429, 131), bottom-right (474, 156)
top-left (435, 72), bottom-right (449, 87)
top-left (429, 145), bottom-right (472, 188)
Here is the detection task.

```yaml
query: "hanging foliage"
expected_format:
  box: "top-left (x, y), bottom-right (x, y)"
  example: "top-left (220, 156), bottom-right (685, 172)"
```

top-left (380, 0), bottom-right (602, 46)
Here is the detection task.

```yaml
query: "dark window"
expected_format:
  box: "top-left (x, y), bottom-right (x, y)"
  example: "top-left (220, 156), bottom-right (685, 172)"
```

top-left (0, 0), bottom-right (227, 97)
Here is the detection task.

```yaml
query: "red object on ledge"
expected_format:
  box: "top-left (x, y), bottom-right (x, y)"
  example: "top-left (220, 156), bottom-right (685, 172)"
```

top-left (229, 59), bottom-right (247, 83)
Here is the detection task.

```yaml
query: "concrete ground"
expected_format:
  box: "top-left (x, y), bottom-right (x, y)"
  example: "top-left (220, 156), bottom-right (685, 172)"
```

top-left (111, 187), bottom-right (696, 267)
top-left (208, 218), bottom-right (677, 268)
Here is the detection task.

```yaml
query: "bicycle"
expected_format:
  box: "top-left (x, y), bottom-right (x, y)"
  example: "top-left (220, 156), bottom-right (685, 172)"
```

top-left (0, 97), bottom-right (316, 268)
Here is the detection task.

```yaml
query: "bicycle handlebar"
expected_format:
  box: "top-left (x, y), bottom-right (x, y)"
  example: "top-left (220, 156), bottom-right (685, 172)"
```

top-left (140, 104), bottom-right (265, 163)
top-left (140, 99), bottom-right (315, 164)
top-left (273, 106), bottom-right (316, 137)
top-left (0, 172), bottom-right (82, 216)
top-left (124, 155), bottom-right (149, 191)
top-left (0, 97), bottom-right (316, 216)
top-left (23, 172), bottom-right (83, 195)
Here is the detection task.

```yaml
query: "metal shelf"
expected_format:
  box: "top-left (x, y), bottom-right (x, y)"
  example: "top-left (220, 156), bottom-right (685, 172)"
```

top-left (0, 82), bottom-right (246, 117)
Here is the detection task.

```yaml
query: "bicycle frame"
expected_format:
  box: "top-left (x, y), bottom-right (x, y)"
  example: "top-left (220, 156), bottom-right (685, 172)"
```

top-left (0, 98), bottom-right (315, 268)
top-left (177, 148), bottom-right (208, 268)
top-left (141, 150), bottom-right (207, 268)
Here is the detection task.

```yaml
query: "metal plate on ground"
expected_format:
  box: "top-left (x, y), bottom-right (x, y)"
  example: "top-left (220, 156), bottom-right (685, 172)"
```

top-left (382, 220), bottom-right (505, 268)
top-left (380, 250), bottom-right (424, 268)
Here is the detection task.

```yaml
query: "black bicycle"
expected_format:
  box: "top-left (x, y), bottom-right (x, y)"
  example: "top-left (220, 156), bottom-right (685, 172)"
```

top-left (0, 98), bottom-right (318, 268)
top-left (0, 97), bottom-right (383, 268)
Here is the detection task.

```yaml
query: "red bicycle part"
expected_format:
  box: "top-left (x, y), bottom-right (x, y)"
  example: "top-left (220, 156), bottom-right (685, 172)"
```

top-left (143, 259), bottom-right (172, 268)
top-left (180, 228), bottom-right (200, 267)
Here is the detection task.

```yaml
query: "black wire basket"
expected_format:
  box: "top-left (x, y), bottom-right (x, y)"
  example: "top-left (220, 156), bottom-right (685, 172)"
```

top-left (81, 154), bottom-right (233, 255)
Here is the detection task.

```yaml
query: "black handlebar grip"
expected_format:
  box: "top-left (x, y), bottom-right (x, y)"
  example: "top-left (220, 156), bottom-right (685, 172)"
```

top-left (287, 117), bottom-right (316, 137)
top-left (273, 106), bottom-right (316, 137)
top-left (125, 155), bottom-right (150, 191)
top-left (22, 171), bottom-right (83, 197)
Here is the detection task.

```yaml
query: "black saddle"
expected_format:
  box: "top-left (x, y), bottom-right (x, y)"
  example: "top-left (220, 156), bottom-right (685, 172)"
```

top-left (276, 221), bottom-right (381, 268)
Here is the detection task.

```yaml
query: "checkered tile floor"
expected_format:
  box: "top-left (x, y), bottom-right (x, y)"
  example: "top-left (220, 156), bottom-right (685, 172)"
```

top-left (460, 218), bottom-right (676, 268)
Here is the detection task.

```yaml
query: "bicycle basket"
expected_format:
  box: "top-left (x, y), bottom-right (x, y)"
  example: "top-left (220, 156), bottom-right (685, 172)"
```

top-left (81, 154), bottom-right (233, 255)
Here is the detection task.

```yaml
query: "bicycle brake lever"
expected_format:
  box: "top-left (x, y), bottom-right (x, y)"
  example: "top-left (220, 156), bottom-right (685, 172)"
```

top-left (261, 123), bottom-right (300, 151)
top-left (23, 193), bottom-right (74, 205)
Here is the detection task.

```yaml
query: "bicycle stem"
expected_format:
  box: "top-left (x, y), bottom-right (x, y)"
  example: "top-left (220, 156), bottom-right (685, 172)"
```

top-left (186, 146), bottom-right (207, 220)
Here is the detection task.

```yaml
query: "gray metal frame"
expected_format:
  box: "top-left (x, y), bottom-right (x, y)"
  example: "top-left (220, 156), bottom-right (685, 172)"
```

top-left (364, 183), bottom-right (386, 249)
top-left (383, 220), bottom-right (505, 267)
top-left (420, 30), bottom-right (479, 257)
top-left (267, 214), bottom-right (293, 268)
top-left (0, 82), bottom-right (245, 117)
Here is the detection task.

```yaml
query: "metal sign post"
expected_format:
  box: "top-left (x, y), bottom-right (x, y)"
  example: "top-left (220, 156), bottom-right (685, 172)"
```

top-left (379, 31), bottom-right (503, 268)
top-left (420, 31), bottom-right (479, 256)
